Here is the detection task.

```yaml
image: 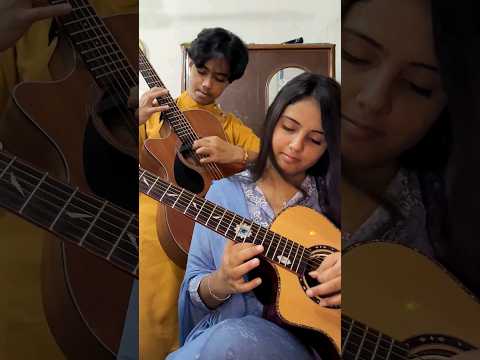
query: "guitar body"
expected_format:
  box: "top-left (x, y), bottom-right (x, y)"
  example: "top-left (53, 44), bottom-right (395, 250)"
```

top-left (343, 242), bottom-right (480, 358)
top-left (143, 110), bottom-right (243, 267)
top-left (0, 13), bottom-right (138, 359)
top-left (252, 206), bottom-right (341, 359)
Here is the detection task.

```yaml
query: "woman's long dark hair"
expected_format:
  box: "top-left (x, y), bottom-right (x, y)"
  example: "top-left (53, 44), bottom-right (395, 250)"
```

top-left (251, 72), bottom-right (341, 227)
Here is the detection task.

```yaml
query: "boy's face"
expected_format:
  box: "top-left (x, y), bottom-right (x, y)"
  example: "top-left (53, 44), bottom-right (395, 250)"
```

top-left (188, 58), bottom-right (230, 105)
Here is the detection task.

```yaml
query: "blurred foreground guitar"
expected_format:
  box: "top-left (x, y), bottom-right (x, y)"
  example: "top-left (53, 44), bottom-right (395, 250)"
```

top-left (342, 241), bottom-right (479, 359)
top-left (0, 149), bottom-right (138, 359)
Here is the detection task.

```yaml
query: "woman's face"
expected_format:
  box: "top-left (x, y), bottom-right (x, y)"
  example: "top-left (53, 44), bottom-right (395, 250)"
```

top-left (342, 0), bottom-right (447, 169)
top-left (272, 97), bottom-right (327, 181)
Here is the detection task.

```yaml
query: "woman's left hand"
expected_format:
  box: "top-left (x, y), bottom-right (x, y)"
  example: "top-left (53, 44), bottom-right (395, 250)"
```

top-left (307, 251), bottom-right (341, 306)
top-left (193, 136), bottom-right (244, 164)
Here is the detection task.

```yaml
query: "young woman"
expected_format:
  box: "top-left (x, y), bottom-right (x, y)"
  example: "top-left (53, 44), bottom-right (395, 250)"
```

top-left (341, 1), bottom-right (479, 358)
top-left (341, 0), bottom-right (449, 257)
top-left (167, 72), bottom-right (341, 360)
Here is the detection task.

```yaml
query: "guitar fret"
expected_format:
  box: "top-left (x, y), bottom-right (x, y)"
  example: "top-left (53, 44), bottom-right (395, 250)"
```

top-left (172, 189), bottom-right (184, 208)
top-left (205, 204), bottom-right (217, 226)
top-left (250, 224), bottom-right (261, 245)
top-left (95, 65), bottom-right (131, 79)
top-left (90, 58), bottom-right (130, 71)
top-left (265, 233), bottom-right (275, 257)
top-left (49, 187), bottom-right (79, 231)
top-left (371, 332), bottom-right (382, 360)
top-left (194, 199), bottom-right (206, 221)
top-left (69, 24), bottom-right (104, 36)
top-left (147, 175), bottom-right (158, 195)
top-left (284, 240), bottom-right (294, 269)
top-left (107, 213), bottom-right (135, 260)
top-left (354, 325), bottom-right (369, 360)
top-left (19, 172), bottom-right (48, 214)
top-left (77, 34), bottom-right (109, 45)
top-left (385, 338), bottom-right (394, 360)
top-left (0, 156), bottom-right (16, 179)
top-left (224, 213), bottom-right (237, 236)
top-left (215, 208), bottom-right (228, 231)
top-left (290, 242), bottom-right (299, 270)
top-left (159, 184), bottom-right (171, 202)
top-left (184, 193), bottom-right (195, 214)
top-left (342, 319), bottom-right (354, 355)
top-left (63, 15), bottom-right (97, 26)
top-left (79, 201), bottom-right (107, 246)
top-left (259, 227), bottom-right (268, 246)
top-left (295, 246), bottom-right (305, 273)
top-left (139, 48), bottom-right (199, 142)
top-left (271, 235), bottom-right (282, 261)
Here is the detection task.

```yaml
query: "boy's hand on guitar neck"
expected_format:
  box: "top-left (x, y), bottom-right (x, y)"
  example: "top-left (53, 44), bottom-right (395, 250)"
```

top-left (193, 136), bottom-right (245, 164)
top-left (307, 252), bottom-right (341, 307)
top-left (137, 87), bottom-right (170, 126)
top-left (0, 0), bottom-right (71, 51)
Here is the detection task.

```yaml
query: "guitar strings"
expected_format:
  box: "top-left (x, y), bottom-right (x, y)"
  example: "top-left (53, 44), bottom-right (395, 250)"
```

top-left (140, 169), bottom-right (325, 270)
top-left (141, 169), bottom-right (332, 271)
top-left (341, 318), bottom-right (411, 360)
top-left (139, 49), bottom-right (226, 180)
top-left (0, 155), bottom-right (138, 266)
top-left (65, 0), bottom-right (138, 138)
top-left (139, 51), bottom-right (224, 180)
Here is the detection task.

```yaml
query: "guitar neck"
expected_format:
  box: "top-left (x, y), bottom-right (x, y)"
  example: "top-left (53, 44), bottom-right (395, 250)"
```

top-left (139, 167), bottom-right (311, 275)
top-left (138, 48), bottom-right (199, 144)
top-left (0, 151), bottom-right (138, 277)
top-left (50, 0), bottom-right (137, 96)
top-left (341, 316), bottom-right (409, 359)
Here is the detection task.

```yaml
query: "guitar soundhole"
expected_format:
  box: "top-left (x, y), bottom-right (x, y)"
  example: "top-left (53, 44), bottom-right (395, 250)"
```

top-left (299, 245), bottom-right (339, 307)
top-left (405, 334), bottom-right (475, 359)
top-left (174, 151), bottom-right (205, 194)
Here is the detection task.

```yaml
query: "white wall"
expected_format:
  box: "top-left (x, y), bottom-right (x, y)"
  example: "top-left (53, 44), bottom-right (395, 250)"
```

top-left (140, 0), bottom-right (341, 97)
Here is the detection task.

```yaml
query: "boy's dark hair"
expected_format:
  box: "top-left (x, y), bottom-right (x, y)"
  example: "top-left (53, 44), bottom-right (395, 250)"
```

top-left (187, 27), bottom-right (249, 83)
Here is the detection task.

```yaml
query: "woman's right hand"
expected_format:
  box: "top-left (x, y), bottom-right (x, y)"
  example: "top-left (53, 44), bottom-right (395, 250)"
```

top-left (210, 240), bottom-right (264, 298)
top-left (138, 87), bottom-right (170, 126)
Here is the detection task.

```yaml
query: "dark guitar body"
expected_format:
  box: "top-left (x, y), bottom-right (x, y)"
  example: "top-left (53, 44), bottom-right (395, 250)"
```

top-left (0, 13), bottom-right (138, 359)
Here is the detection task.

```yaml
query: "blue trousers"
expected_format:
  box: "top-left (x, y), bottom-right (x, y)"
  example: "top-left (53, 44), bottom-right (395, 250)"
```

top-left (166, 315), bottom-right (315, 360)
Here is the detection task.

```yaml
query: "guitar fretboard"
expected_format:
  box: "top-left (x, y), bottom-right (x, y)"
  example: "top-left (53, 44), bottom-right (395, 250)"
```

top-left (50, 0), bottom-right (137, 103)
top-left (138, 48), bottom-right (200, 145)
top-left (139, 167), bottom-right (315, 275)
top-left (341, 315), bottom-right (410, 359)
top-left (0, 151), bottom-right (138, 277)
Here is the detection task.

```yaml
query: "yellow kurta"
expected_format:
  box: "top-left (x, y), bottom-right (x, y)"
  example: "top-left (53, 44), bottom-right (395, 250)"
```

top-left (139, 91), bottom-right (259, 359)
top-left (0, 2), bottom-right (137, 359)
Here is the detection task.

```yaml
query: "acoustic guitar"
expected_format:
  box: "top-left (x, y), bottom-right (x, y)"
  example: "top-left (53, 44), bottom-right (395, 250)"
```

top-left (139, 48), bottom-right (243, 267)
top-left (0, 149), bottom-right (138, 359)
top-left (139, 146), bottom-right (341, 359)
top-left (342, 241), bottom-right (479, 359)
top-left (0, 1), bottom-right (138, 358)
top-left (140, 143), bottom-right (480, 359)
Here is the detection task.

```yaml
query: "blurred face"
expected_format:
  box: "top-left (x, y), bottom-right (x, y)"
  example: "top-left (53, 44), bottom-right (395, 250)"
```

top-left (187, 58), bottom-right (230, 105)
top-left (342, 0), bottom-right (447, 169)
top-left (272, 97), bottom-right (327, 181)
